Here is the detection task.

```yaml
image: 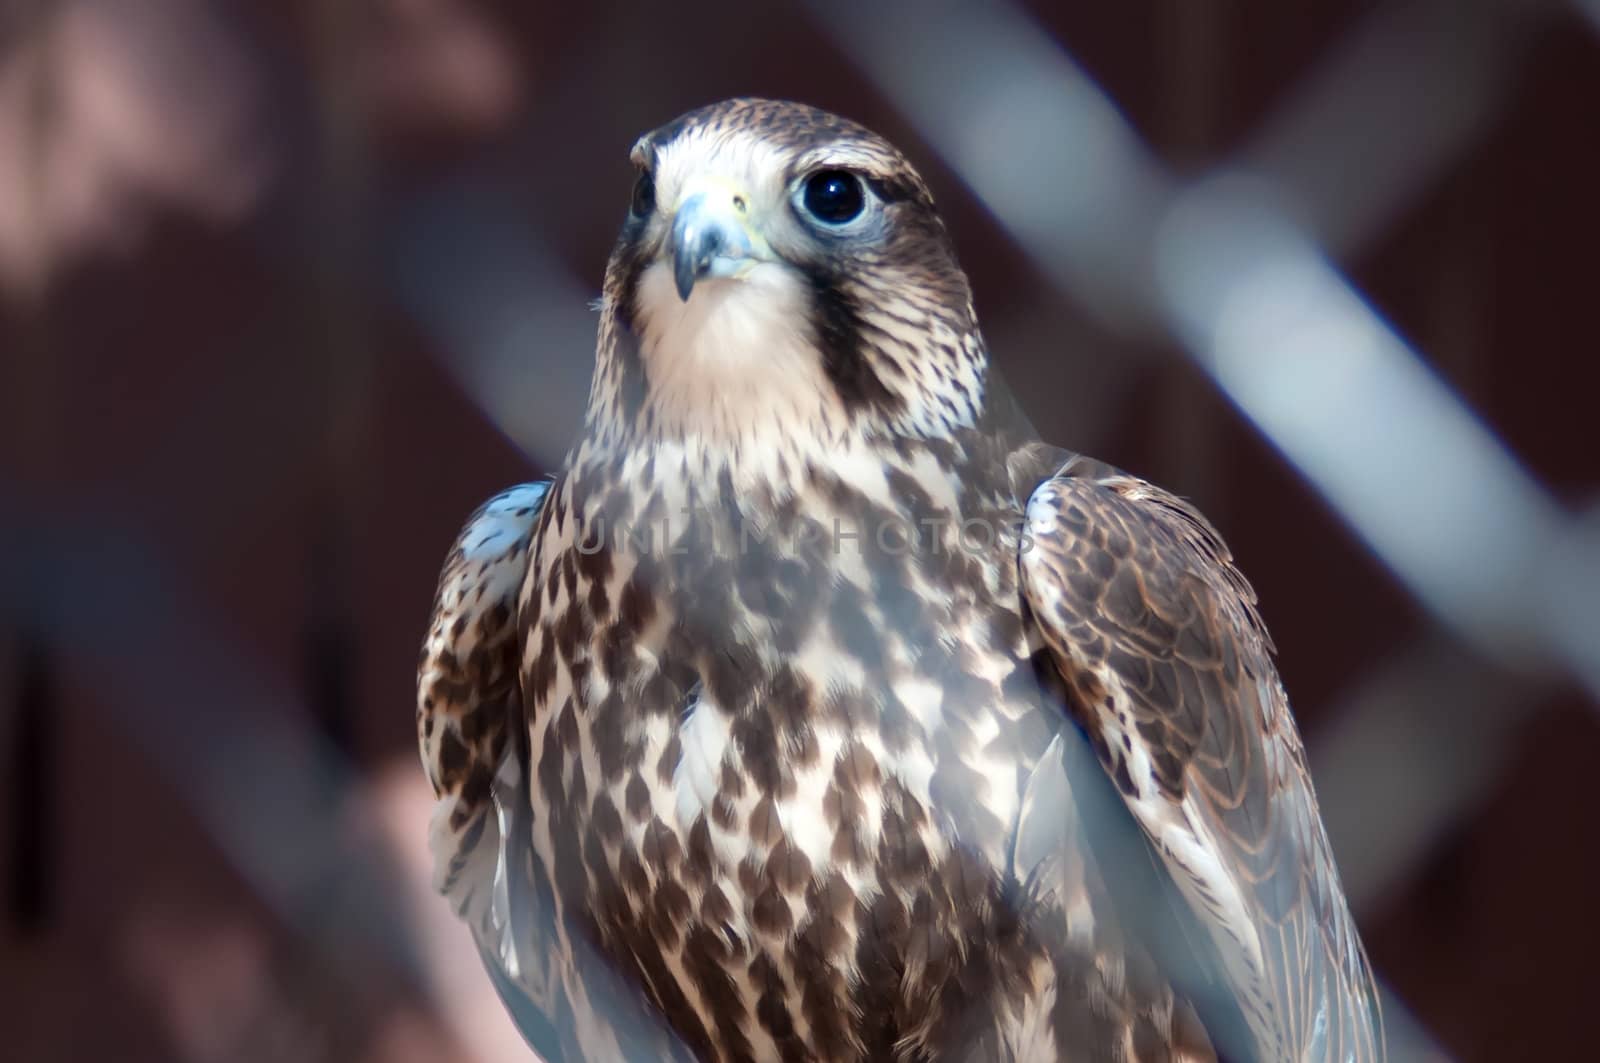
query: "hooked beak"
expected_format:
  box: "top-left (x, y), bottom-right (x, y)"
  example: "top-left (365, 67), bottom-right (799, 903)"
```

top-left (669, 183), bottom-right (766, 301)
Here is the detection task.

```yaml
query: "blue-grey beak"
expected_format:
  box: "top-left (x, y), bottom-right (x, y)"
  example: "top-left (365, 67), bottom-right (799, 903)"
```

top-left (670, 190), bottom-right (760, 301)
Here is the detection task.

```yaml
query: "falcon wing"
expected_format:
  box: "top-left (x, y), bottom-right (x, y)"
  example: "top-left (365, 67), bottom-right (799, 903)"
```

top-left (419, 482), bottom-right (694, 1062)
top-left (1016, 452), bottom-right (1384, 1063)
top-left (420, 483), bottom-right (548, 941)
top-left (419, 483), bottom-right (564, 1053)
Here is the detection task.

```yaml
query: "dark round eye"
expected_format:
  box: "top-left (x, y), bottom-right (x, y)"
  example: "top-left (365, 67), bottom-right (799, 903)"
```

top-left (801, 170), bottom-right (865, 225)
top-left (630, 170), bottom-right (655, 217)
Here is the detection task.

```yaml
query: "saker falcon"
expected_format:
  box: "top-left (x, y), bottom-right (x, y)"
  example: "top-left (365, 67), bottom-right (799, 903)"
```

top-left (418, 98), bottom-right (1385, 1062)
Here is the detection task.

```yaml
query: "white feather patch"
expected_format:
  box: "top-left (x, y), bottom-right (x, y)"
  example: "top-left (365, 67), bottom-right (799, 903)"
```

top-left (672, 694), bottom-right (729, 834)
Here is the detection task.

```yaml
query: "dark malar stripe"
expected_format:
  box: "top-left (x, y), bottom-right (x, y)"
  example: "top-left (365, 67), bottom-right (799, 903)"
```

top-left (803, 265), bottom-right (904, 417)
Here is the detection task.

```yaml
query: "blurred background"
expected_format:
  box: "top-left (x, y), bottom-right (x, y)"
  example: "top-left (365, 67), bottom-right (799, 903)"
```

top-left (1, 0), bottom-right (1597, 1059)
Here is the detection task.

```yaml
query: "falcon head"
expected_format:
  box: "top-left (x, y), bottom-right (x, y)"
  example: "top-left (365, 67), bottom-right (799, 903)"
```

top-left (589, 99), bottom-right (987, 448)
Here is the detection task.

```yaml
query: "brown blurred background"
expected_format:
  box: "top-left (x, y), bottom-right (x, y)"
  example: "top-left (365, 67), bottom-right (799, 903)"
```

top-left (1, 1), bottom-right (1597, 1059)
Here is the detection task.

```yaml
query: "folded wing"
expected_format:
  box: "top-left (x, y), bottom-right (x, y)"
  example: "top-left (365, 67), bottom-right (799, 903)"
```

top-left (419, 482), bottom-right (694, 1062)
top-left (1017, 453), bottom-right (1384, 1063)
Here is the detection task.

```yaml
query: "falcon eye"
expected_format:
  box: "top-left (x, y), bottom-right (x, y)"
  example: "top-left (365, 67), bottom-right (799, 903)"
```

top-left (800, 170), bottom-right (865, 225)
top-left (630, 170), bottom-right (656, 218)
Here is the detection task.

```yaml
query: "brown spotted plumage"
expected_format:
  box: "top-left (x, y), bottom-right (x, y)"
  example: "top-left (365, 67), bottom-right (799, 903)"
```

top-left (417, 99), bottom-right (1384, 1062)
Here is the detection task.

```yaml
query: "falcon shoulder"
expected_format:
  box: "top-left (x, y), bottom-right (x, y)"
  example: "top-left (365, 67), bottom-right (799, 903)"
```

top-left (1015, 450), bottom-right (1384, 1063)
